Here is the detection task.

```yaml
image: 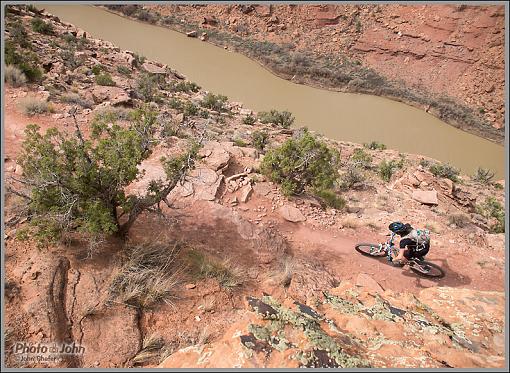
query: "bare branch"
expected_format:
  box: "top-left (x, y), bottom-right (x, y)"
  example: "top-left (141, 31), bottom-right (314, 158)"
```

top-left (6, 185), bottom-right (32, 202)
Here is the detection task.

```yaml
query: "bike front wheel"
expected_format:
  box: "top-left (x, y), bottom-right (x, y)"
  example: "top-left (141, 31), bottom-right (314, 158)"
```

top-left (355, 243), bottom-right (387, 257)
top-left (409, 260), bottom-right (445, 278)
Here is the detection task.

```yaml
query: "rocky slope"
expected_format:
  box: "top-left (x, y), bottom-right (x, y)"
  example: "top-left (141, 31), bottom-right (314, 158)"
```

top-left (130, 4), bottom-right (505, 142)
top-left (159, 282), bottom-right (506, 368)
top-left (3, 6), bottom-right (506, 369)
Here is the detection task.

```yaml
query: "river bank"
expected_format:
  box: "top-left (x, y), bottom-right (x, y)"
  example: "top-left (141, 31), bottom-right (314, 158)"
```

top-left (101, 4), bottom-right (505, 146)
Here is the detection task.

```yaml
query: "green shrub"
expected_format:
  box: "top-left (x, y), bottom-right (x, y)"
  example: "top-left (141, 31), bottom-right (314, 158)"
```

top-left (62, 33), bottom-right (77, 44)
top-left (26, 4), bottom-right (39, 13)
top-left (340, 163), bottom-right (365, 190)
top-left (134, 73), bottom-right (159, 102)
top-left (93, 106), bottom-right (133, 122)
top-left (350, 148), bottom-right (372, 168)
top-left (260, 129), bottom-right (339, 196)
top-left (475, 197), bottom-right (505, 233)
top-left (18, 97), bottom-right (54, 116)
top-left (419, 159), bottom-right (431, 168)
top-left (135, 9), bottom-right (157, 24)
top-left (116, 65), bottom-right (132, 76)
top-left (233, 138), bottom-right (248, 147)
top-left (5, 41), bottom-right (43, 82)
top-left (183, 101), bottom-right (199, 118)
top-left (355, 18), bottom-right (362, 33)
top-left (95, 73), bottom-right (116, 86)
top-left (429, 162), bottom-right (460, 182)
top-left (258, 109), bottom-right (295, 128)
top-left (133, 53), bottom-right (146, 69)
top-left (200, 93), bottom-right (228, 112)
top-left (251, 130), bottom-right (269, 151)
top-left (4, 65), bottom-right (27, 87)
top-left (363, 141), bottom-right (386, 150)
top-left (378, 158), bottom-right (403, 182)
top-left (472, 167), bottom-right (495, 184)
top-left (170, 80), bottom-right (201, 93)
top-left (168, 98), bottom-right (199, 118)
top-left (315, 189), bottom-right (346, 210)
top-left (60, 48), bottom-right (85, 71)
top-left (161, 119), bottom-right (179, 138)
top-left (18, 106), bottom-right (199, 243)
top-left (168, 98), bottom-right (183, 110)
top-left (9, 22), bottom-right (30, 48)
top-left (91, 64), bottom-right (104, 75)
top-left (15, 227), bottom-right (30, 241)
top-left (31, 17), bottom-right (54, 34)
top-left (243, 114), bottom-right (256, 125)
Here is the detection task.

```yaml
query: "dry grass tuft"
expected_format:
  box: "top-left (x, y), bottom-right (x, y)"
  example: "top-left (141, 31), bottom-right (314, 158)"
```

top-left (448, 213), bottom-right (471, 228)
top-left (5, 65), bottom-right (27, 87)
top-left (107, 242), bottom-right (183, 309)
top-left (279, 256), bottom-right (295, 287)
top-left (132, 333), bottom-right (166, 365)
top-left (185, 249), bottom-right (246, 290)
top-left (424, 221), bottom-right (442, 234)
top-left (340, 216), bottom-right (360, 229)
top-left (18, 97), bottom-right (54, 116)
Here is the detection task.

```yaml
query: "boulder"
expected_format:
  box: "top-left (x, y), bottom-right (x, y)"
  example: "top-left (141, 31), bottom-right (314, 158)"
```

top-left (412, 190), bottom-right (438, 205)
top-left (253, 182), bottom-right (273, 197)
top-left (452, 185), bottom-right (477, 207)
top-left (240, 147), bottom-right (258, 159)
top-left (199, 142), bottom-right (231, 171)
top-left (279, 205), bottom-right (306, 222)
top-left (196, 175), bottom-right (224, 201)
top-left (202, 17), bottom-right (218, 26)
top-left (91, 86), bottom-right (131, 106)
top-left (190, 167), bottom-right (218, 185)
top-left (186, 30), bottom-right (198, 37)
top-left (239, 184), bottom-right (253, 203)
top-left (142, 62), bottom-right (167, 75)
top-left (14, 164), bottom-right (23, 176)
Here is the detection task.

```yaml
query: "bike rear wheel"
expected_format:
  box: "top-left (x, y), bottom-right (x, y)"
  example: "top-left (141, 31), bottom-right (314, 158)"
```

top-left (355, 243), bottom-right (386, 257)
top-left (409, 260), bottom-right (445, 278)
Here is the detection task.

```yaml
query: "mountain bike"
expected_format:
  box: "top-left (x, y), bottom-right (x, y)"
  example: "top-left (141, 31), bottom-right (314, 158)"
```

top-left (355, 232), bottom-right (445, 278)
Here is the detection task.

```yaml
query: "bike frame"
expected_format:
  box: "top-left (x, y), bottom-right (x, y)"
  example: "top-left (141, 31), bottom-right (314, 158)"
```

top-left (383, 232), bottom-right (398, 262)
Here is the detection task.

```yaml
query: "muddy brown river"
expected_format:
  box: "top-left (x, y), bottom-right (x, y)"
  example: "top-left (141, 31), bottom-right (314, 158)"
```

top-left (42, 5), bottom-right (505, 178)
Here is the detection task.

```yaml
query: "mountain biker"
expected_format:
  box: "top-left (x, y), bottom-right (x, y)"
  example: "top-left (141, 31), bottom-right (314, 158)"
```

top-left (388, 222), bottom-right (430, 264)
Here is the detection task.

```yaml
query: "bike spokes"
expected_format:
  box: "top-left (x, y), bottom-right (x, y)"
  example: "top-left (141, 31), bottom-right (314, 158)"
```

top-left (409, 260), bottom-right (445, 278)
top-left (355, 243), bottom-right (386, 257)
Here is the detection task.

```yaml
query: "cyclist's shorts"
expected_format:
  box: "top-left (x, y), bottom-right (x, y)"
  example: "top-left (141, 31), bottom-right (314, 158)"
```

top-left (404, 242), bottom-right (430, 259)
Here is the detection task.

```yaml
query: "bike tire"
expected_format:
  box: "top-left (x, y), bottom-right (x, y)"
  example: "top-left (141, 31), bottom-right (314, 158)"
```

top-left (355, 243), bottom-right (387, 258)
top-left (409, 260), bottom-right (445, 278)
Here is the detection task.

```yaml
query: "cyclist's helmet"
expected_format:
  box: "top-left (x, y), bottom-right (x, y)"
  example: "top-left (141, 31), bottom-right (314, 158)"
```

top-left (389, 221), bottom-right (412, 235)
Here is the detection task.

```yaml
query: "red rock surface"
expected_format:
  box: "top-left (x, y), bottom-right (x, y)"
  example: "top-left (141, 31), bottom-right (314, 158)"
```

top-left (159, 282), bottom-right (505, 368)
